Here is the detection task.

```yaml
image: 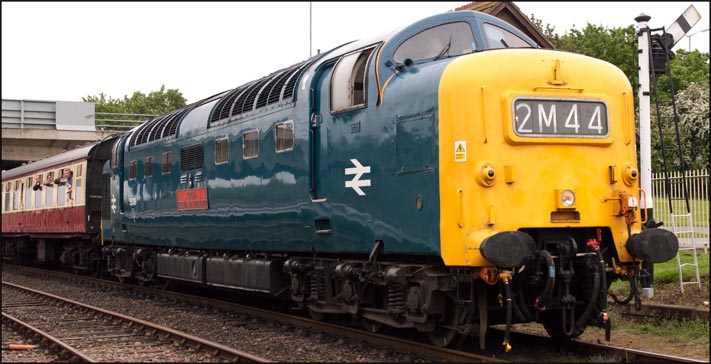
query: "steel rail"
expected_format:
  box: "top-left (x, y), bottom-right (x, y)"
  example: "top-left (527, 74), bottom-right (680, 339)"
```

top-left (2, 311), bottom-right (96, 362)
top-left (2, 281), bottom-right (270, 363)
top-left (500, 329), bottom-right (708, 363)
top-left (6, 265), bottom-right (707, 363)
top-left (3, 266), bottom-right (501, 362)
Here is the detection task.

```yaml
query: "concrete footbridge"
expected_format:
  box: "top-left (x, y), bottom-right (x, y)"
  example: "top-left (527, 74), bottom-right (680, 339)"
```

top-left (2, 99), bottom-right (147, 171)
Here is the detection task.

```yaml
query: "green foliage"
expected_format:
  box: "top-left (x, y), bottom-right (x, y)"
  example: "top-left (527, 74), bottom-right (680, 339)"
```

top-left (527, 14), bottom-right (559, 45)
top-left (531, 15), bottom-right (710, 173)
top-left (655, 50), bottom-right (711, 97)
top-left (652, 81), bottom-right (710, 171)
top-left (83, 85), bottom-right (187, 130)
top-left (84, 85), bottom-right (186, 115)
top-left (554, 24), bottom-right (639, 91)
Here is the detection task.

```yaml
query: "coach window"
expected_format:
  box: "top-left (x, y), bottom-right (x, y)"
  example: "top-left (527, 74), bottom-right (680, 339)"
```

top-left (482, 23), bottom-right (532, 49)
top-left (3, 182), bottom-right (10, 212)
top-left (25, 177), bottom-right (33, 208)
top-left (215, 138), bottom-right (229, 165)
top-left (129, 160), bottom-right (137, 180)
top-left (243, 130), bottom-right (259, 159)
top-left (144, 156), bottom-right (154, 178)
top-left (45, 172), bottom-right (54, 208)
top-left (19, 181), bottom-right (26, 209)
top-left (12, 181), bottom-right (19, 210)
top-left (73, 173), bottom-right (82, 204)
top-left (331, 47), bottom-right (375, 113)
top-left (393, 22), bottom-right (476, 64)
top-left (161, 152), bottom-right (171, 174)
top-left (34, 175), bottom-right (43, 208)
top-left (275, 121), bottom-right (294, 152)
top-left (57, 173), bottom-right (66, 207)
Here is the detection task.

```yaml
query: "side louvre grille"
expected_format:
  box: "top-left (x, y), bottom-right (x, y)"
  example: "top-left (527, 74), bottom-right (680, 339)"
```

top-left (180, 144), bottom-right (203, 171)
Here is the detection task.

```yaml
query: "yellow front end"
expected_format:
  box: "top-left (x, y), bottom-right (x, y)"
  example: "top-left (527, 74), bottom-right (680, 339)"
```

top-left (438, 49), bottom-right (641, 267)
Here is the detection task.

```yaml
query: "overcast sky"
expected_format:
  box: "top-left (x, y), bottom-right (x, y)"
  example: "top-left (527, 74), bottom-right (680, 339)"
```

top-left (2, 2), bottom-right (709, 104)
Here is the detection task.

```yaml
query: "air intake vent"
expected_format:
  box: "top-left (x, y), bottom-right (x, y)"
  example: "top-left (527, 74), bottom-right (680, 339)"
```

top-left (283, 64), bottom-right (307, 100)
top-left (157, 108), bottom-right (191, 141)
top-left (148, 115), bottom-right (172, 141)
top-left (232, 81), bottom-right (261, 117)
top-left (210, 87), bottom-right (242, 124)
top-left (266, 69), bottom-right (292, 105)
top-left (256, 70), bottom-right (286, 109)
top-left (206, 57), bottom-right (319, 127)
top-left (243, 77), bottom-right (273, 114)
top-left (180, 144), bottom-right (203, 171)
top-left (130, 116), bottom-right (161, 147)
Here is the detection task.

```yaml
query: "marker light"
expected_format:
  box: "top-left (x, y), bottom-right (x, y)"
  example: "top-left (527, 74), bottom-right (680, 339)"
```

top-left (561, 190), bottom-right (575, 207)
top-left (556, 188), bottom-right (577, 209)
top-left (623, 164), bottom-right (639, 186)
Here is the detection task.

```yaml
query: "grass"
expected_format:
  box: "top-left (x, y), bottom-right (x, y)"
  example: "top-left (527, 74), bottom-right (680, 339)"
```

top-left (605, 251), bottom-right (710, 355)
top-left (609, 251), bottom-right (709, 292)
top-left (612, 313), bottom-right (710, 346)
top-left (647, 250), bottom-right (709, 284)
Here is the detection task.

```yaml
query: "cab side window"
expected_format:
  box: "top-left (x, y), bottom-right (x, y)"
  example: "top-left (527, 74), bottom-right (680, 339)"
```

top-left (393, 22), bottom-right (476, 64)
top-left (482, 23), bottom-right (532, 49)
top-left (331, 47), bottom-right (375, 113)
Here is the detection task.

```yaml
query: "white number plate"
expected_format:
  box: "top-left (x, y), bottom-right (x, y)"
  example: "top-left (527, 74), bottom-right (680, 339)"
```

top-left (513, 98), bottom-right (609, 137)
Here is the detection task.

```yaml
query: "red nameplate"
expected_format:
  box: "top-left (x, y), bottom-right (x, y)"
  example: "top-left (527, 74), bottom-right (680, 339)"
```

top-left (176, 187), bottom-right (208, 211)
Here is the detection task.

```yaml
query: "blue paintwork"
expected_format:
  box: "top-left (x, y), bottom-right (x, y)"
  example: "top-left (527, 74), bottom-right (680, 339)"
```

top-left (103, 10), bottom-right (537, 256)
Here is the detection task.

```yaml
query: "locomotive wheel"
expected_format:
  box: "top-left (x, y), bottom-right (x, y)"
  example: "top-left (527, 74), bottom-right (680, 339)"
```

top-left (361, 318), bottom-right (382, 333)
top-left (308, 307), bottom-right (325, 321)
top-left (427, 299), bottom-right (462, 347)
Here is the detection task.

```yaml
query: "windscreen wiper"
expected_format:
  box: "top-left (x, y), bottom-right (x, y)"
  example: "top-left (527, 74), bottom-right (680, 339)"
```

top-left (434, 35), bottom-right (453, 60)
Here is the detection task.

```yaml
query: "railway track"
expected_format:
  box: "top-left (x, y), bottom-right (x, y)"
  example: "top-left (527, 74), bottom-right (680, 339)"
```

top-left (2, 267), bottom-right (500, 363)
top-left (2, 265), bottom-right (706, 363)
top-left (495, 329), bottom-right (708, 363)
top-left (1, 281), bottom-right (268, 362)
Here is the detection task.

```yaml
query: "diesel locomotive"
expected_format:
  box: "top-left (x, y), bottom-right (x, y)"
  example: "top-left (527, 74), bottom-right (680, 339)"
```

top-left (2, 10), bottom-right (679, 350)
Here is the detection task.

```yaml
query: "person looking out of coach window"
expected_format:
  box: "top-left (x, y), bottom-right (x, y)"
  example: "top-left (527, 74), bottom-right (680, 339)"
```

top-left (54, 169), bottom-right (74, 200)
top-left (32, 175), bottom-right (42, 191)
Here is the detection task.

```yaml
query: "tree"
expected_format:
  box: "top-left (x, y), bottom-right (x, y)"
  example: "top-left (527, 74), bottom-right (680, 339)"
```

top-left (654, 49), bottom-right (710, 100)
top-left (528, 14), bottom-right (559, 46)
top-left (83, 85), bottom-right (186, 129)
top-left (653, 82), bottom-right (710, 171)
top-left (554, 24), bottom-right (639, 92)
top-left (533, 17), bottom-right (710, 172)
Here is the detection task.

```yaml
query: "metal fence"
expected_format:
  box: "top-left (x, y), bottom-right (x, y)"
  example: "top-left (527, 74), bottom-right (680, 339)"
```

top-left (651, 169), bottom-right (709, 250)
top-left (95, 112), bottom-right (155, 131)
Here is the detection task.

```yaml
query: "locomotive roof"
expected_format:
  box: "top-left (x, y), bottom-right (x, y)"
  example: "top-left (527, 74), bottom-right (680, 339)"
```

top-left (122, 10), bottom-right (534, 150)
top-left (1, 136), bottom-right (116, 180)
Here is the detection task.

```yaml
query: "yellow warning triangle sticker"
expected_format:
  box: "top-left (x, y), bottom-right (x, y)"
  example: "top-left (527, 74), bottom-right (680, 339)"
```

top-left (456, 143), bottom-right (465, 153)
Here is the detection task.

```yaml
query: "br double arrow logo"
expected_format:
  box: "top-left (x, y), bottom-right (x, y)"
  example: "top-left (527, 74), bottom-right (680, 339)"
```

top-left (345, 159), bottom-right (371, 196)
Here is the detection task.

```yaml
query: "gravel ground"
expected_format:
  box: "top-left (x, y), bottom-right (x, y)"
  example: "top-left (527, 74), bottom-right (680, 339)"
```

top-left (2, 323), bottom-right (62, 363)
top-left (1, 270), bottom-right (425, 362)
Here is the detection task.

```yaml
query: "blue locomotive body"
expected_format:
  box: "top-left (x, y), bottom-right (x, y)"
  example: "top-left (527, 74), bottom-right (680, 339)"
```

top-left (106, 12), bottom-right (485, 256)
